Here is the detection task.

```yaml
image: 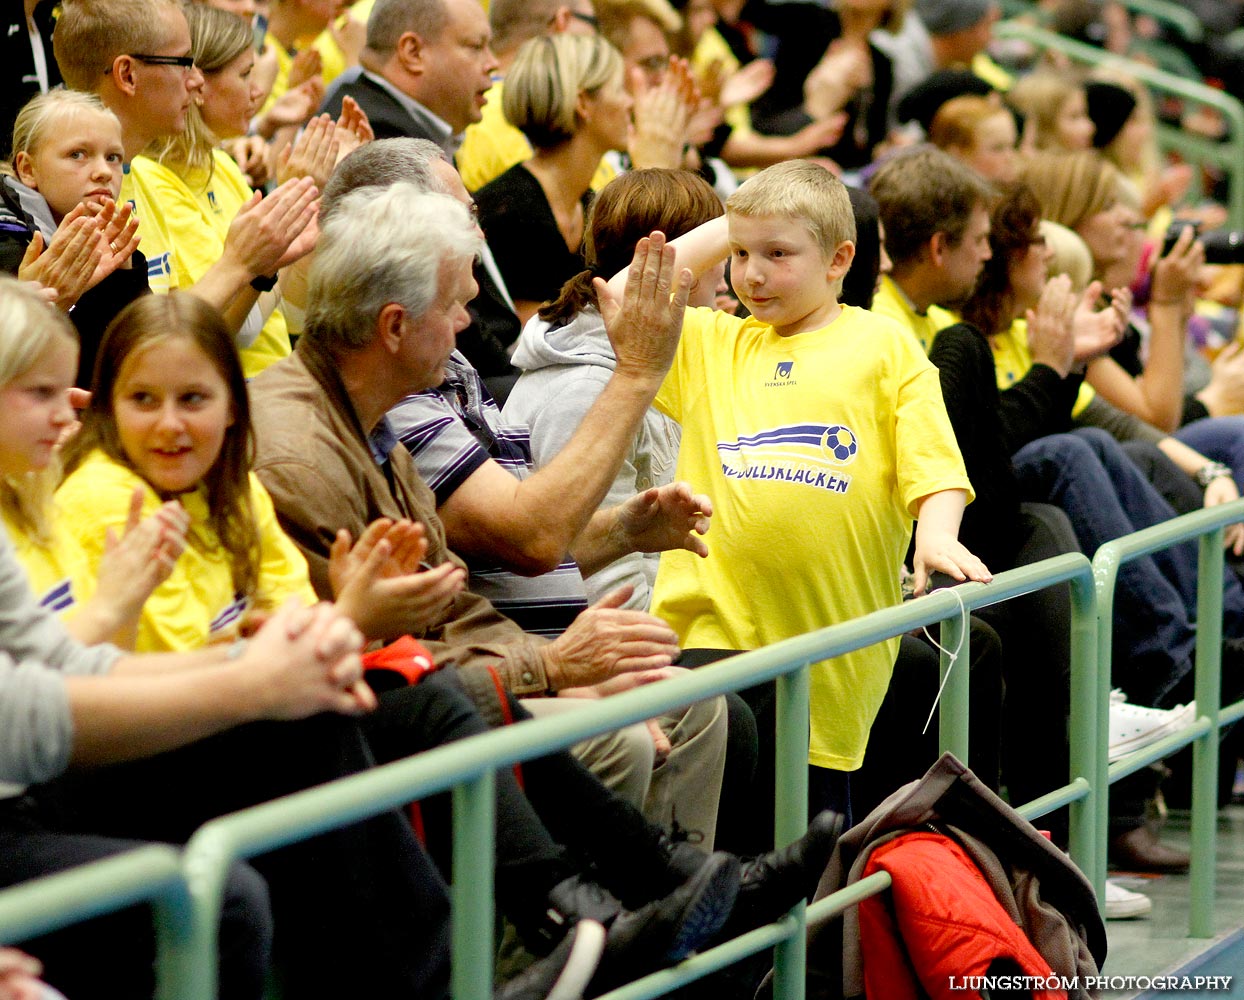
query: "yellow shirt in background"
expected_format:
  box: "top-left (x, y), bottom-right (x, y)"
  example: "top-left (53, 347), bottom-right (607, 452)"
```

top-left (121, 158), bottom-right (188, 296)
top-left (870, 274), bottom-right (958, 353)
top-left (990, 319), bottom-right (1094, 417)
top-left (56, 452), bottom-right (316, 653)
top-left (651, 305), bottom-right (972, 770)
top-left (134, 152), bottom-right (292, 378)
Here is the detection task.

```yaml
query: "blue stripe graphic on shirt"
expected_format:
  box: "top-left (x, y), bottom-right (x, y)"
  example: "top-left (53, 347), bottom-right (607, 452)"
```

top-left (38, 579), bottom-right (75, 613)
top-left (209, 594), bottom-right (249, 635)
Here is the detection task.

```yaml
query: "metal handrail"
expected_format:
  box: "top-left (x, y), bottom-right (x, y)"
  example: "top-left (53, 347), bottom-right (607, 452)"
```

top-left (993, 20), bottom-right (1244, 228)
top-left (0, 844), bottom-right (192, 993)
top-left (11, 494), bottom-right (1244, 992)
top-left (175, 555), bottom-right (1097, 1000)
top-left (1091, 497), bottom-right (1244, 937)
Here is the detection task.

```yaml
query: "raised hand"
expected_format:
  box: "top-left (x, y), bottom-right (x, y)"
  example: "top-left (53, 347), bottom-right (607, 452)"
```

top-left (614, 482), bottom-right (712, 557)
top-left (594, 231), bottom-right (692, 382)
top-left (224, 176), bottom-right (320, 278)
top-left (1025, 272), bottom-right (1076, 376)
top-left (329, 518), bottom-right (467, 638)
top-left (276, 113), bottom-right (339, 190)
top-left (17, 212), bottom-right (105, 312)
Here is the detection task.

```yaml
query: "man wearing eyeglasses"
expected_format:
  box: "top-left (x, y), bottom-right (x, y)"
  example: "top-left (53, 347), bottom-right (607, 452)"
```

top-left (52, 0), bottom-right (318, 333)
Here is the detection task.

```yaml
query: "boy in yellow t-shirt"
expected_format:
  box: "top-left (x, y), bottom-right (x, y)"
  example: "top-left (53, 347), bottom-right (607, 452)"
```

top-left (609, 161), bottom-right (990, 810)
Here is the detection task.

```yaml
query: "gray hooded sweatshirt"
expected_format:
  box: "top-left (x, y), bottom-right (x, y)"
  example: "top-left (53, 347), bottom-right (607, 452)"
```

top-left (0, 525), bottom-right (120, 797)
top-left (504, 308), bottom-right (680, 610)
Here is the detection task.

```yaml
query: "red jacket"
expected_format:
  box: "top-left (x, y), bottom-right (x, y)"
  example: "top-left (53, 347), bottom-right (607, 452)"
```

top-left (860, 832), bottom-right (1068, 1000)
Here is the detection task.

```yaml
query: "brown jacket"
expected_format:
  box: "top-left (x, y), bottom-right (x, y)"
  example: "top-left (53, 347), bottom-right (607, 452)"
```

top-left (249, 339), bottom-right (551, 700)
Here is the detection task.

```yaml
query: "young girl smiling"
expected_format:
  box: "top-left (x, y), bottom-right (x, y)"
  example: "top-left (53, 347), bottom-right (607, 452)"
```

top-left (0, 276), bottom-right (185, 647)
top-left (57, 292), bottom-right (464, 652)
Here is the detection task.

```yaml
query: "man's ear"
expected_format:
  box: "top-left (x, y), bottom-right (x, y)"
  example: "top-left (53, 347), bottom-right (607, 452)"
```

top-left (13, 151), bottom-right (37, 189)
top-left (107, 54), bottom-right (141, 97)
top-left (396, 31), bottom-right (425, 75)
top-left (376, 302), bottom-right (407, 353)
top-left (827, 239), bottom-right (856, 281)
top-left (928, 231), bottom-right (949, 268)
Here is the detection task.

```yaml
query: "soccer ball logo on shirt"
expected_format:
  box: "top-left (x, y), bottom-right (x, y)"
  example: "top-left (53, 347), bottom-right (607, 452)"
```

top-left (821, 425), bottom-right (858, 465)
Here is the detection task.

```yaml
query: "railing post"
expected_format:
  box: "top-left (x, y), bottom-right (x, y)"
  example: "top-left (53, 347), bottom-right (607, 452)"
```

top-left (1066, 571), bottom-right (1100, 903)
top-left (151, 881), bottom-right (196, 1000)
top-left (937, 611), bottom-right (970, 764)
top-left (1190, 530), bottom-right (1224, 937)
top-left (1091, 556), bottom-right (1119, 905)
top-left (771, 662), bottom-right (810, 1000)
top-left (453, 771), bottom-right (497, 1000)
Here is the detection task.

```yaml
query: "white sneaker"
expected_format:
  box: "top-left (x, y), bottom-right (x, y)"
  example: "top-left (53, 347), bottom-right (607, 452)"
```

top-left (1108, 689), bottom-right (1196, 763)
top-left (1105, 878), bottom-right (1152, 919)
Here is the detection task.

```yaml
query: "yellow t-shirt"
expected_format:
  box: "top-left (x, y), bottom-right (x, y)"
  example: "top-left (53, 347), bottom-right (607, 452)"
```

top-left (1, 508), bottom-right (96, 624)
top-left (136, 152), bottom-right (292, 378)
top-left (870, 275), bottom-right (959, 353)
top-left (311, 0), bottom-right (374, 86)
top-left (55, 451), bottom-right (316, 653)
top-left (650, 305), bottom-right (973, 770)
top-left (121, 157), bottom-right (186, 296)
top-left (457, 80), bottom-right (618, 194)
top-left (259, 33), bottom-right (295, 116)
top-left (990, 318), bottom-right (1094, 417)
top-left (691, 27), bottom-right (752, 137)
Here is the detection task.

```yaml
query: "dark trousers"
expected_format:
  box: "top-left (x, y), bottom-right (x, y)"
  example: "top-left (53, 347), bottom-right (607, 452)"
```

top-left (25, 711), bottom-right (452, 1000)
top-left (0, 797), bottom-right (269, 1000)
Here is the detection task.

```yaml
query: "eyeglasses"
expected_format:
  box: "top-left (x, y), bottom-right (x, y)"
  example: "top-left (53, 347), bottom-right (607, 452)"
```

top-left (1028, 234), bottom-right (1048, 248)
top-left (570, 10), bottom-right (599, 28)
top-left (128, 53), bottom-right (197, 69)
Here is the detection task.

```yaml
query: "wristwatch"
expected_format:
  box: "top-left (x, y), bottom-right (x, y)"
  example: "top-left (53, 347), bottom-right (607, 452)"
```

top-left (1195, 461), bottom-right (1234, 488)
top-left (250, 273), bottom-right (278, 292)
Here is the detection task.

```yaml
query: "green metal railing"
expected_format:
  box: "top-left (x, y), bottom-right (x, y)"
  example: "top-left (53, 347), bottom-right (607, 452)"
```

top-left (5, 499), bottom-right (1244, 994)
top-left (1091, 500), bottom-right (1244, 936)
top-left (0, 844), bottom-right (191, 983)
top-left (993, 20), bottom-right (1244, 228)
top-left (175, 554), bottom-right (1098, 1000)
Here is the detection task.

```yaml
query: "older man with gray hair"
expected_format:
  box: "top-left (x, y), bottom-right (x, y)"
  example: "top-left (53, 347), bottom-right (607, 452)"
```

top-left (311, 139), bottom-right (732, 849)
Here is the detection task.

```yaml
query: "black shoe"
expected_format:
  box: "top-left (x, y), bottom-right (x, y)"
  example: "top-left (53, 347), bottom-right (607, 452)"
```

top-left (545, 853), bottom-right (740, 997)
top-left (719, 809), bottom-right (845, 937)
top-left (496, 919), bottom-right (606, 1000)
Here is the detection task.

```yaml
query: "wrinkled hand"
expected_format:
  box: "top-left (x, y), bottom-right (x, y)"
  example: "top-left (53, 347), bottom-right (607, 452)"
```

top-left (224, 176), bottom-right (320, 278)
top-left (1070, 280), bottom-right (1128, 363)
top-left (1025, 272), bottom-right (1076, 376)
top-left (246, 599), bottom-right (375, 717)
top-left (543, 586), bottom-right (681, 690)
top-left (96, 487), bottom-right (189, 621)
top-left (719, 58), bottom-right (775, 108)
top-left (595, 231), bottom-right (692, 381)
top-left (1203, 475), bottom-right (1244, 555)
top-left (329, 518), bottom-right (466, 638)
top-left (615, 482), bottom-right (712, 557)
top-left (0, 949), bottom-right (46, 1000)
top-left (224, 135), bottom-right (273, 189)
top-left (1150, 221), bottom-right (1203, 310)
top-left (277, 113), bottom-right (339, 190)
top-left (912, 531), bottom-right (992, 596)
